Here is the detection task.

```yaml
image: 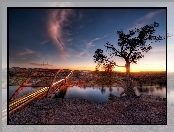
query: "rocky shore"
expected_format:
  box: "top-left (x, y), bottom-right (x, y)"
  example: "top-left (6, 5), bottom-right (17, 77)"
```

top-left (9, 95), bottom-right (166, 124)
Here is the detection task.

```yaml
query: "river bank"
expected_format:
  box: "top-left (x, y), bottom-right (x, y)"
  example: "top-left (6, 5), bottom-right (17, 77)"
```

top-left (9, 94), bottom-right (166, 124)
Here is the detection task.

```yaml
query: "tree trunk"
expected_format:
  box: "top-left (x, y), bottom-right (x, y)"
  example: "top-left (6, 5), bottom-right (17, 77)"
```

top-left (126, 61), bottom-right (130, 88)
top-left (125, 61), bottom-right (137, 97)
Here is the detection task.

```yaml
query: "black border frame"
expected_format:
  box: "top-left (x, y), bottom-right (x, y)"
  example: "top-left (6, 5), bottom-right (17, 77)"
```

top-left (7, 7), bottom-right (167, 125)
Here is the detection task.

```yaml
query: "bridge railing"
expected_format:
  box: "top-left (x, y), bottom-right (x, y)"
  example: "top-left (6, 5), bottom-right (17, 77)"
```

top-left (8, 70), bottom-right (73, 115)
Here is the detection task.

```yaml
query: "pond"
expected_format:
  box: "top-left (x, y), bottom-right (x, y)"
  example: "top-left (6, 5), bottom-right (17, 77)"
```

top-left (7, 84), bottom-right (166, 104)
top-left (57, 85), bottom-right (166, 104)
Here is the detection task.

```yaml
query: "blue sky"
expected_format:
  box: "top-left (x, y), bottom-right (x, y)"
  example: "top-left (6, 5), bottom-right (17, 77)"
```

top-left (8, 8), bottom-right (166, 71)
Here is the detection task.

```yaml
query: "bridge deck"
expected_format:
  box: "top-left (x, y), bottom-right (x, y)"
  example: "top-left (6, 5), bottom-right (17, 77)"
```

top-left (8, 70), bottom-right (73, 115)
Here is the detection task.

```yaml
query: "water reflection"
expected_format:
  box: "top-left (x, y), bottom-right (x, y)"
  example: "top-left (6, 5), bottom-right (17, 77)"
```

top-left (8, 86), bottom-right (42, 99)
top-left (135, 85), bottom-right (166, 98)
top-left (109, 87), bottom-right (113, 92)
top-left (5, 73), bottom-right (173, 106)
top-left (100, 87), bottom-right (106, 94)
top-left (8, 84), bottom-right (166, 104)
top-left (54, 85), bottom-right (166, 104)
top-left (137, 87), bottom-right (149, 93)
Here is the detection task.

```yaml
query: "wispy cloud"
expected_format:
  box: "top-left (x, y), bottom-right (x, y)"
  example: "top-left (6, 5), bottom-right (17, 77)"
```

top-left (47, 9), bottom-right (75, 58)
top-left (77, 50), bottom-right (87, 58)
top-left (137, 10), bottom-right (165, 23)
top-left (40, 40), bottom-right (49, 45)
top-left (77, 36), bottom-right (106, 58)
top-left (127, 23), bottom-right (145, 32)
top-left (10, 57), bottom-right (27, 60)
top-left (30, 62), bottom-right (53, 67)
top-left (76, 25), bottom-right (84, 29)
top-left (18, 48), bottom-right (34, 56)
top-left (66, 38), bottom-right (73, 42)
top-left (60, 52), bottom-right (70, 59)
top-left (79, 12), bottom-right (83, 19)
top-left (104, 35), bottom-right (108, 38)
top-left (128, 9), bottom-right (165, 31)
top-left (87, 38), bottom-right (101, 47)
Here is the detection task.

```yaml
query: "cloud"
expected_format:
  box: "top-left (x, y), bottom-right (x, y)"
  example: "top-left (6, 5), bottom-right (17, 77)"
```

top-left (138, 10), bottom-right (165, 23)
top-left (79, 13), bottom-right (83, 19)
top-left (77, 50), bottom-right (87, 58)
top-left (47, 9), bottom-right (75, 58)
top-left (127, 23), bottom-right (145, 32)
top-left (76, 25), bottom-right (84, 29)
top-left (10, 57), bottom-right (27, 60)
top-left (66, 38), bottom-right (73, 42)
top-left (77, 36), bottom-right (105, 58)
top-left (104, 35), bottom-right (108, 38)
top-left (60, 52), bottom-right (70, 59)
top-left (128, 9), bottom-right (165, 31)
top-left (18, 48), bottom-right (34, 56)
top-left (87, 38), bottom-right (101, 47)
top-left (40, 40), bottom-right (49, 45)
top-left (30, 62), bottom-right (53, 67)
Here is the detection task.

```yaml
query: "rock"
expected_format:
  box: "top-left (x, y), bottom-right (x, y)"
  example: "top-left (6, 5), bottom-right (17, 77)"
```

top-left (8, 97), bottom-right (166, 124)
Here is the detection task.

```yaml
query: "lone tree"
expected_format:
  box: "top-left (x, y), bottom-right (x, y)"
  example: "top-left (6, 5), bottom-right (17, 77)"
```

top-left (93, 22), bottom-right (165, 97)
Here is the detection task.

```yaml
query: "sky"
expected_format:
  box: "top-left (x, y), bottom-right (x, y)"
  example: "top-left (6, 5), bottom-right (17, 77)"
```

top-left (8, 8), bottom-right (166, 72)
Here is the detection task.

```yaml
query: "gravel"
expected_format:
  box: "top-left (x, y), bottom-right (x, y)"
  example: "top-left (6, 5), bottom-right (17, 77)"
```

top-left (8, 94), bottom-right (166, 124)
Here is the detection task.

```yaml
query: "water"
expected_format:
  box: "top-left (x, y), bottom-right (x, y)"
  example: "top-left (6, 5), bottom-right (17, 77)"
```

top-left (64, 86), bottom-right (124, 104)
top-left (7, 85), bottom-right (166, 104)
top-left (63, 85), bottom-right (166, 104)
top-left (8, 86), bottom-right (42, 99)
top-left (4, 73), bottom-right (174, 105)
top-left (1, 86), bottom-right (42, 105)
top-left (134, 85), bottom-right (166, 98)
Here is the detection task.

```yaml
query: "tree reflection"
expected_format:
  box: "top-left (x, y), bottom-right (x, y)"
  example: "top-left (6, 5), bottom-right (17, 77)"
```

top-left (156, 85), bottom-right (165, 90)
top-left (136, 84), bottom-right (166, 97)
top-left (109, 87), bottom-right (113, 93)
top-left (137, 87), bottom-right (149, 93)
top-left (54, 90), bottom-right (66, 98)
top-left (100, 87), bottom-right (106, 94)
top-left (149, 87), bottom-right (154, 92)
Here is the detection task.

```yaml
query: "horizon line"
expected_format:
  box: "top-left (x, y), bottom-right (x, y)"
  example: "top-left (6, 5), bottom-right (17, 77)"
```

top-left (4, 67), bottom-right (168, 72)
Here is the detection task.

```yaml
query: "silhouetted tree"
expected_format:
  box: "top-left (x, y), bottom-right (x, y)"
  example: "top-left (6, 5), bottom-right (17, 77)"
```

top-left (94, 22), bottom-right (165, 97)
top-left (93, 49), bottom-right (117, 87)
top-left (93, 49), bottom-right (116, 71)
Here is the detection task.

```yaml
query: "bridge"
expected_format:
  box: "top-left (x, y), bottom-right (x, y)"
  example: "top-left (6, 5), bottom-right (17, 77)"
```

top-left (6, 69), bottom-right (73, 116)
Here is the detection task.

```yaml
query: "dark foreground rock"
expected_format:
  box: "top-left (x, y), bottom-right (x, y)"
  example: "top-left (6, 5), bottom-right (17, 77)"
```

top-left (9, 95), bottom-right (166, 124)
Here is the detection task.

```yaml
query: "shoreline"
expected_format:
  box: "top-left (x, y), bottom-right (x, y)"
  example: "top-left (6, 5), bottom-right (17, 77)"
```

top-left (9, 94), bottom-right (166, 124)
